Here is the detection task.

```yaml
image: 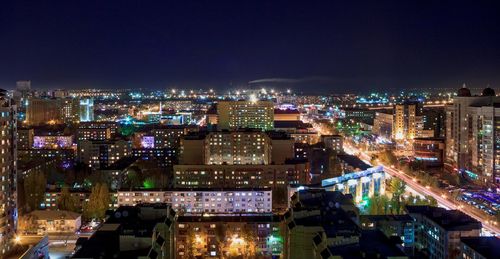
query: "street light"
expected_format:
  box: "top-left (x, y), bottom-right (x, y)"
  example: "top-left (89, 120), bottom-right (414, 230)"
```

top-left (14, 235), bottom-right (21, 244)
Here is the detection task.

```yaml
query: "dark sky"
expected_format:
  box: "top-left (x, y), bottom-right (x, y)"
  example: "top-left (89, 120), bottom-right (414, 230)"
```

top-left (1, 0), bottom-right (500, 92)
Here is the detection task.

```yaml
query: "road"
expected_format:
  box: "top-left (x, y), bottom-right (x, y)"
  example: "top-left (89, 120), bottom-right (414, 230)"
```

top-left (344, 143), bottom-right (500, 236)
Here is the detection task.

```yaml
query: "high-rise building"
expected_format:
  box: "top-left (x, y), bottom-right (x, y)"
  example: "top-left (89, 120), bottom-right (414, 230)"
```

top-left (423, 107), bottom-right (446, 138)
top-left (78, 139), bottom-right (131, 169)
top-left (79, 98), bottom-right (94, 122)
top-left (16, 80), bottom-right (31, 92)
top-left (393, 101), bottom-right (424, 141)
top-left (204, 130), bottom-right (271, 165)
top-left (445, 86), bottom-right (500, 185)
top-left (17, 127), bottom-right (34, 150)
top-left (77, 122), bottom-right (118, 141)
top-left (26, 98), bottom-right (62, 125)
top-left (373, 112), bottom-right (393, 140)
top-left (0, 89), bottom-right (17, 256)
top-left (14, 81), bottom-right (32, 123)
top-left (179, 130), bottom-right (295, 165)
top-left (217, 100), bottom-right (274, 131)
top-left (150, 126), bottom-right (188, 148)
top-left (60, 98), bottom-right (80, 123)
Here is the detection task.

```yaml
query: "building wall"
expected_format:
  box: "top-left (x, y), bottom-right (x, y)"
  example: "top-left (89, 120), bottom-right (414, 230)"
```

top-left (35, 217), bottom-right (81, 234)
top-left (175, 217), bottom-right (282, 258)
top-left (217, 100), bottom-right (274, 131)
top-left (373, 112), bottom-right (393, 140)
top-left (0, 94), bottom-right (17, 257)
top-left (290, 132), bottom-right (320, 145)
top-left (117, 189), bottom-right (272, 214)
top-left (179, 137), bottom-right (205, 164)
top-left (78, 140), bottom-right (131, 168)
top-left (205, 131), bottom-right (271, 165)
top-left (446, 95), bottom-right (500, 185)
top-left (26, 98), bottom-right (61, 125)
top-left (173, 163), bottom-right (309, 189)
top-left (271, 138), bottom-right (295, 164)
top-left (17, 128), bottom-right (34, 149)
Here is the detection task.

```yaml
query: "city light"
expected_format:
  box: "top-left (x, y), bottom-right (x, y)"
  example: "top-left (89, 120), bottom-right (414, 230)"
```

top-left (3, 3), bottom-right (500, 257)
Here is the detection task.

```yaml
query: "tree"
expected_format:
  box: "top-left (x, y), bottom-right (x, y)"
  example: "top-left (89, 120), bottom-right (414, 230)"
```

top-left (215, 224), bottom-right (228, 258)
top-left (272, 187), bottom-right (288, 209)
top-left (402, 194), bottom-right (438, 207)
top-left (124, 166), bottom-right (143, 189)
top-left (58, 186), bottom-right (78, 212)
top-left (324, 153), bottom-right (343, 179)
top-left (83, 183), bottom-right (111, 219)
top-left (240, 226), bottom-right (257, 258)
top-left (368, 194), bottom-right (391, 215)
top-left (18, 214), bottom-right (38, 234)
top-left (379, 150), bottom-right (397, 165)
top-left (23, 171), bottom-right (47, 212)
top-left (388, 178), bottom-right (406, 214)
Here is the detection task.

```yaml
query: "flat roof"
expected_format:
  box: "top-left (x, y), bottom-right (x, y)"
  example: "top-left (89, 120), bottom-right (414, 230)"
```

top-left (406, 206), bottom-right (481, 231)
top-left (461, 237), bottom-right (500, 258)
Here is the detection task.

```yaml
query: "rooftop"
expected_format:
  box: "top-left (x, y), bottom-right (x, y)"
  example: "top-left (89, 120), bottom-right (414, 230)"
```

top-left (337, 154), bottom-right (371, 170)
top-left (461, 237), bottom-right (500, 258)
top-left (274, 120), bottom-right (313, 129)
top-left (29, 210), bottom-right (81, 220)
top-left (406, 206), bottom-right (482, 231)
top-left (328, 229), bottom-right (407, 259)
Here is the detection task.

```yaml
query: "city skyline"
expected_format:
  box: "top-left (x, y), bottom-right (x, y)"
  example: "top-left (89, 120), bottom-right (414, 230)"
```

top-left (1, 1), bottom-right (500, 258)
top-left (2, 1), bottom-right (500, 91)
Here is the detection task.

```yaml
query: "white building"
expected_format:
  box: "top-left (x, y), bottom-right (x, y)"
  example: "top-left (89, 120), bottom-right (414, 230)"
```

top-left (117, 188), bottom-right (273, 214)
top-left (445, 86), bottom-right (500, 185)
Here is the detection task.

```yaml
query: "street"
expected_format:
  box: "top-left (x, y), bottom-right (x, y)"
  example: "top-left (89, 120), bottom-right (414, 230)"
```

top-left (344, 143), bottom-right (500, 236)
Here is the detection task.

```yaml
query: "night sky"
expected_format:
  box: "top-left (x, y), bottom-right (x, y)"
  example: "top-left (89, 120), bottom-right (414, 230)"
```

top-left (1, 0), bottom-right (500, 92)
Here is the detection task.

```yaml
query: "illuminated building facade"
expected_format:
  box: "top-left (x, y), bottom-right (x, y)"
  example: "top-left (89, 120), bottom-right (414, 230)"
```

top-left (33, 135), bottom-right (74, 149)
top-left (78, 139), bottom-right (131, 169)
top-left (180, 130), bottom-right (295, 165)
top-left (406, 206), bottom-right (481, 259)
top-left (290, 132), bottom-right (320, 145)
top-left (60, 98), bottom-right (79, 123)
top-left (117, 188), bottom-right (273, 213)
top-left (321, 135), bottom-right (343, 152)
top-left (217, 100), bottom-right (274, 131)
top-left (0, 90), bottom-right (17, 256)
top-left (132, 147), bottom-right (177, 167)
top-left (205, 131), bottom-right (271, 165)
top-left (321, 166), bottom-right (386, 203)
top-left (26, 98), bottom-right (61, 125)
top-left (77, 122), bottom-right (116, 141)
top-left (413, 138), bottom-right (445, 166)
top-left (17, 127), bottom-right (34, 149)
top-left (445, 86), bottom-right (500, 185)
top-left (173, 163), bottom-right (309, 189)
top-left (373, 112), bottom-right (393, 140)
top-left (393, 101), bottom-right (424, 141)
top-left (151, 126), bottom-right (188, 148)
top-left (274, 108), bottom-right (300, 121)
top-left (18, 148), bottom-right (76, 164)
top-left (79, 98), bottom-right (94, 122)
top-left (175, 215), bottom-right (282, 258)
